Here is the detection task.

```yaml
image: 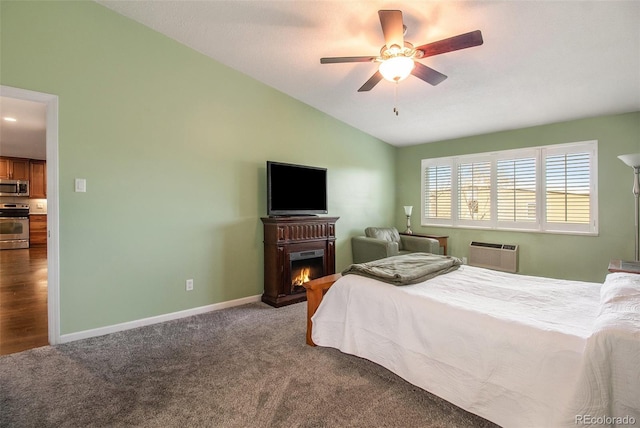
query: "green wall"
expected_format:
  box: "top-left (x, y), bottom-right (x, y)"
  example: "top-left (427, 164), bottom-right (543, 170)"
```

top-left (0, 1), bottom-right (396, 334)
top-left (2, 1), bottom-right (637, 337)
top-left (397, 112), bottom-right (640, 282)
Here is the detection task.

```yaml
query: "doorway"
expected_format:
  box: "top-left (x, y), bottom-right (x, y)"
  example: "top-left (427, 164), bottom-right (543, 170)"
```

top-left (0, 86), bottom-right (59, 354)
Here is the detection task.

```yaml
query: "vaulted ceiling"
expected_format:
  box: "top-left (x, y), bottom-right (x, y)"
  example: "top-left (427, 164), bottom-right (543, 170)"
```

top-left (96, 1), bottom-right (640, 147)
top-left (4, 2), bottom-right (639, 151)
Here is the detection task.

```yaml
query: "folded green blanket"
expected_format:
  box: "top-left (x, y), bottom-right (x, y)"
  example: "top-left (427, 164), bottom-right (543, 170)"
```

top-left (341, 252), bottom-right (463, 286)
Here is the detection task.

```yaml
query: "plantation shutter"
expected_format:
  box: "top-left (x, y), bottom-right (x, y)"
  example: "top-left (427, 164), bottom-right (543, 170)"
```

top-left (420, 141), bottom-right (597, 234)
top-left (423, 164), bottom-right (452, 220)
top-left (457, 160), bottom-right (491, 221)
top-left (497, 157), bottom-right (537, 222)
top-left (545, 152), bottom-right (591, 225)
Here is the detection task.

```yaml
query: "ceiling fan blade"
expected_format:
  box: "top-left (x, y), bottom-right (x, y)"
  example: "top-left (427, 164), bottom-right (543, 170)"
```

top-left (358, 71), bottom-right (383, 92)
top-left (415, 30), bottom-right (483, 58)
top-left (321, 56), bottom-right (377, 64)
top-left (378, 10), bottom-right (404, 49)
top-left (411, 62), bottom-right (448, 86)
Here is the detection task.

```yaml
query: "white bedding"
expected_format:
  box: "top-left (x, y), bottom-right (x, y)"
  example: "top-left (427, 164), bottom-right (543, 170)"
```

top-left (566, 273), bottom-right (640, 427)
top-left (311, 265), bottom-right (640, 427)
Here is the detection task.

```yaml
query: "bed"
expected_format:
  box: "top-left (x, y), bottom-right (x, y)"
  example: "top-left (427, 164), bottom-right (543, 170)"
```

top-left (303, 254), bottom-right (640, 428)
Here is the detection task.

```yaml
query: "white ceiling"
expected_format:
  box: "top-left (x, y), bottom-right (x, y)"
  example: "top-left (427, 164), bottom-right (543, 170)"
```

top-left (2, 2), bottom-right (639, 152)
top-left (0, 97), bottom-right (47, 160)
top-left (97, 0), bottom-right (640, 147)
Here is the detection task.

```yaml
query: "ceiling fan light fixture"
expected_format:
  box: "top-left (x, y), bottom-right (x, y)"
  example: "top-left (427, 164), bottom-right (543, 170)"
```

top-left (320, 9), bottom-right (483, 92)
top-left (379, 56), bottom-right (415, 82)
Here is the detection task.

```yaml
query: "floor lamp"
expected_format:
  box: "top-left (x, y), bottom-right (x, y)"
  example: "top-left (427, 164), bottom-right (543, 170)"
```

top-left (618, 153), bottom-right (640, 262)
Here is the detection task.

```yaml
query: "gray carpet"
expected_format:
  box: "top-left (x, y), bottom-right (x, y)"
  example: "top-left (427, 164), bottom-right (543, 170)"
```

top-left (0, 302), bottom-right (499, 427)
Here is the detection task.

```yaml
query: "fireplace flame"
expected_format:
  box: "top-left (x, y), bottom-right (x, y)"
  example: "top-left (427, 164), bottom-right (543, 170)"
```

top-left (292, 267), bottom-right (311, 286)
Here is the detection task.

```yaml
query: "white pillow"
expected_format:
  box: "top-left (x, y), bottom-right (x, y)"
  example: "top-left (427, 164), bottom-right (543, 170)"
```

top-left (600, 272), bottom-right (640, 307)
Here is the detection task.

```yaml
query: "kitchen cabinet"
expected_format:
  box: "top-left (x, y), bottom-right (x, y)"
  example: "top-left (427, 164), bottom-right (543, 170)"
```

top-left (29, 214), bottom-right (47, 247)
top-left (0, 159), bottom-right (7, 179)
top-left (0, 157), bottom-right (30, 180)
top-left (29, 160), bottom-right (46, 198)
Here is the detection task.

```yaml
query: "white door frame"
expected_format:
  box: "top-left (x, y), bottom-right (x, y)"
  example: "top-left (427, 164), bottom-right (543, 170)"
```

top-left (1, 85), bottom-right (60, 345)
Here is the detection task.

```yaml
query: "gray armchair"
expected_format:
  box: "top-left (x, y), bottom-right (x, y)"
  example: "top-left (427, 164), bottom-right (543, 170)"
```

top-left (351, 227), bottom-right (441, 264)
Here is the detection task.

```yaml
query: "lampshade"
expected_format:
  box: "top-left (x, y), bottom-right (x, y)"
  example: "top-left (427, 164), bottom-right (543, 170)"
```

top-left (379, 56), bottom-right (415, 82)
top-left (403, 205), bottom-right (413, 216)
top-left (618, 153), bottom-right (640, 168)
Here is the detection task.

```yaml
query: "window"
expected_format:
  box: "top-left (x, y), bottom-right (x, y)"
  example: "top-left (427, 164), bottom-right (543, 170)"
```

top-left (422, 163), bottom-right (452, 224)
top-left (458, 159), bottom-right (491, 223)
top-left (496, 154), bottom-right (537, 229)
top-left (420, 141), bottom-right (598, 235)
top-left (543, 145), bottom-right (595, 233)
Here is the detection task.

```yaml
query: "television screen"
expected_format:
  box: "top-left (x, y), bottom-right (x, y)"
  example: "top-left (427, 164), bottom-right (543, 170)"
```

top-left (267, 161), bottom-right (328, 216)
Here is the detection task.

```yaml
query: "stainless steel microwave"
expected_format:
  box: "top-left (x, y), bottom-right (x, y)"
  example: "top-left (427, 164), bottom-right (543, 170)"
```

top-left (0, 179), bottom-right (29, 196)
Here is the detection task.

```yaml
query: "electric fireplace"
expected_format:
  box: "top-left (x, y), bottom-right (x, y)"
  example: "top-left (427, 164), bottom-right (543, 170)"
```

top-left (261, 216), bottom-right (339, 307)
top-left (290, 249), bottom-right (325, 294)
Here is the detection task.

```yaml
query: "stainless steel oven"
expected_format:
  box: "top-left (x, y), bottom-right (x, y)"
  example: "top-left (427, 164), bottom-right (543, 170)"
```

top-left (0, 203), bottom-right (30, 249)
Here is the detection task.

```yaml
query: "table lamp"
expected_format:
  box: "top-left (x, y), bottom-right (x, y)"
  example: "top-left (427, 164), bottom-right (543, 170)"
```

top-left (403, 205), bottom-right (413, 234)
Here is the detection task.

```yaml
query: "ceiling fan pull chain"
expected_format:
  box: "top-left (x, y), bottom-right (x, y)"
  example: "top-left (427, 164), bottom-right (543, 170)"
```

top-left (393, 83), bottom-right (399, 116)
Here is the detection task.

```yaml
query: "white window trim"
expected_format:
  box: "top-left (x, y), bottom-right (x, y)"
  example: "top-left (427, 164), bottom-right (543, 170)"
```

top-left (420, 140), bottom-right (598, 236)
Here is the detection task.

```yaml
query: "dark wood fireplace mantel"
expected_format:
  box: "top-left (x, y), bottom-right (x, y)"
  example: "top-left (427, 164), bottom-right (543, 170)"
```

top-left (261, 216), bottom-right (339, 307)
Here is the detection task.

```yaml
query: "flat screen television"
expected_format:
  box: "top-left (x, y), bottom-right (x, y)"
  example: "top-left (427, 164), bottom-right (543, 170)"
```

top-left (267, 161), bottom-right (328, 216)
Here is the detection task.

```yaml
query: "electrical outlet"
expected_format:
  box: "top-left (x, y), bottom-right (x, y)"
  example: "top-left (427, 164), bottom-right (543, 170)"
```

top-left (186, 279), bottom-right (194, 291)
top-left (462, 257), bottom-right (468, 264)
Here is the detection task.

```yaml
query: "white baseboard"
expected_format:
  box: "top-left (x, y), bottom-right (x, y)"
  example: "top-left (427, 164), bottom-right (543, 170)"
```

top-left (59, 294), bottom-right (263, 344)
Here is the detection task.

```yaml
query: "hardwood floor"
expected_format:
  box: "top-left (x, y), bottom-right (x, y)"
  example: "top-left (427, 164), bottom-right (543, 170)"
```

top-left (0, 247), bottom-right (48, 355)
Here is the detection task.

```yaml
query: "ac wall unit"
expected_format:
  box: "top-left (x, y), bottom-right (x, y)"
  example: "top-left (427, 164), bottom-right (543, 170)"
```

top-left (468, 241), bottom-right (519, 273)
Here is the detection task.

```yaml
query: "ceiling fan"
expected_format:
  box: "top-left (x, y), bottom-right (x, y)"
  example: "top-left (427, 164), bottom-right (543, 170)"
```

top-left (321, 10), bottom-right (483, 92)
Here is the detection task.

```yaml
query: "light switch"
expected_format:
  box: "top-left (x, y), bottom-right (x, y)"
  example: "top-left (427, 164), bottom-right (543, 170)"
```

top-left (75, 178), bottom-right (87, 193)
